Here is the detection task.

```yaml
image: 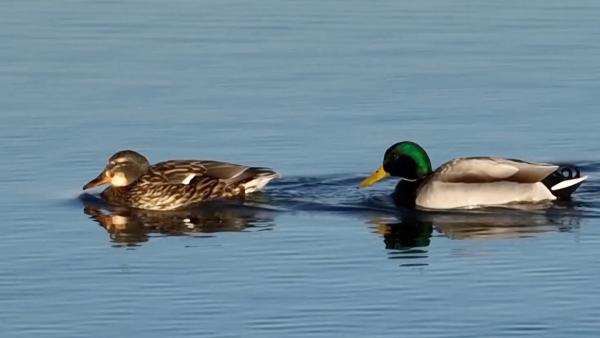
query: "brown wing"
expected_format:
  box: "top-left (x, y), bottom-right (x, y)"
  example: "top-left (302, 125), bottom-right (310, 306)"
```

top-left (147, 160), bottom-right (256, 183)
top-left (145, 160), bottom-right (209, 184)
top-left (199, 160), bottom-right (279, 188)
top-left (196, 160), bottom-right (252, 180)
top-left (127, 160), bottom-right (275, 210)
top-left (125, 161), bottom-right (238, 210)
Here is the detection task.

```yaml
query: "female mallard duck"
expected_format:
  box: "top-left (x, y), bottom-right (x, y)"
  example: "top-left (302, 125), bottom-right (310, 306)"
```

top-left (360, 141), bottom-right (587, 209)
top-left (83, 150), bottom-right (279, 210)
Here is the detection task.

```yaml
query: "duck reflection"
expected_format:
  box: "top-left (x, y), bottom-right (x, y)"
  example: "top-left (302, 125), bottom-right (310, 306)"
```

top-left (372, 206), bottom-right (581, 248)
top-left (80, 193), bottom-right (277, 246)
top-left (373, 214), bottom-right (433, 250)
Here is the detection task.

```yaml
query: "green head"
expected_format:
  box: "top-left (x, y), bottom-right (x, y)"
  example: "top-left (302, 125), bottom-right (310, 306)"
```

top-left (383, 142), bottom-right (432, 179)
top-left (360, 141), bottom-right (432, 187)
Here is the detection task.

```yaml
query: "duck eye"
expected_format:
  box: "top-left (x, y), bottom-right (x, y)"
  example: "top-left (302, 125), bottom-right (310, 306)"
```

top-left (384, 151), bottom-right (399, 162)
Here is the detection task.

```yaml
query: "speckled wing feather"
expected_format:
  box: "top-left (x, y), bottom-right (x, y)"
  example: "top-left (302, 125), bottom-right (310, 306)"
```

top-left (122, 161), bottom-right (235, 210)
top-left (147, 160), bottom-right (258, 183)
top-left (125, 160), bottom-right (279, 210)
top-left (146, 160), bottom-right (209, 184)
top-left (102, 160), bottom-right (278, 210)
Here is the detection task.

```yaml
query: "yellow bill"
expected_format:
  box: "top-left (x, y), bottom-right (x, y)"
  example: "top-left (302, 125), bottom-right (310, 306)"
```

top-left (359, 166), bottom-right (390, 188)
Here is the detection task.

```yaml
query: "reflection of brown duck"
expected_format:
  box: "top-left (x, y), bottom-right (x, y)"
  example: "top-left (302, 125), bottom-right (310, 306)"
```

top-left (372, 207), bottom-right (581, 248)
top-left (82, 195), bottom-right (277, 246)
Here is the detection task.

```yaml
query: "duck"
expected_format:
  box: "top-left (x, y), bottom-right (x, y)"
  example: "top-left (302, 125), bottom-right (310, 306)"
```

top-left (359, 141), bottom-right (587, 210)
top-left (83, 150), bottom-right (280, 211)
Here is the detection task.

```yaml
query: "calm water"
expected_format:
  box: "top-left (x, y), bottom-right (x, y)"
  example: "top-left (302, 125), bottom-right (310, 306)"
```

top-left (2, 1), bottom-right (600, 337)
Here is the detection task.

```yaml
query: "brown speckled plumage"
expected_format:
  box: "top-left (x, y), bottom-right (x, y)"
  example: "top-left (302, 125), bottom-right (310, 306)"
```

top-left (84, 151), bottom-right (279, 211)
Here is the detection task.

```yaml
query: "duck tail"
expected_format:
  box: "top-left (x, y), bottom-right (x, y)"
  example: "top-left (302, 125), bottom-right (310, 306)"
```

top-left (240, 167), bottom-right (280, 193)
top-left (542, 165), bottom-right (587, 200)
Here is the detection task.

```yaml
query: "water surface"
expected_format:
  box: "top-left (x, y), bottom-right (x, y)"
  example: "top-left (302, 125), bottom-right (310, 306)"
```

top-left (2, 1), bottom-right (600, 337)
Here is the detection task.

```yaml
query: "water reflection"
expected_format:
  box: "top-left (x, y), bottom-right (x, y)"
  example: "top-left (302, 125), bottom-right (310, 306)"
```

top-left (373, 214), bottom-right (433, 250)
top-left (372, 207), bottom-right (581, 265)
top-left (80, 194), bottom-right (277, 247)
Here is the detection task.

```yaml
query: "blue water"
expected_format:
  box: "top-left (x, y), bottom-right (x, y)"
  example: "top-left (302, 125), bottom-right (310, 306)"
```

top-left (2, 1), bottom-right (600, 337)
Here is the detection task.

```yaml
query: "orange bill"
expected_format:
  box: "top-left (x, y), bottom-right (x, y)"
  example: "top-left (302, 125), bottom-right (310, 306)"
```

top-left (83, 172), bottom-right (111, 190)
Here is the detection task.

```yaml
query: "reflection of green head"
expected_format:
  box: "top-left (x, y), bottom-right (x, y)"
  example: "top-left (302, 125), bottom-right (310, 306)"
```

top-left (383, 141), bottom-right (432, 180)
top-left (381, 217), bottom-right (433, 249)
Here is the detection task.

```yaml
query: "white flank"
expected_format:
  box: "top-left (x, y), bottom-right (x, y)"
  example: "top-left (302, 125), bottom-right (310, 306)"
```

top-left (551, 176), bottom-right (588, 191)
top-left (181, 174), bottom-right (196, 185)
top-left (416, 181), bottom-right (556, 209)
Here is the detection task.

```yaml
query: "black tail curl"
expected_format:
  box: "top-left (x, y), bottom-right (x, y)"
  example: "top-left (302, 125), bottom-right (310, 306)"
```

top-left (542, 165), bottom-right (584, 200)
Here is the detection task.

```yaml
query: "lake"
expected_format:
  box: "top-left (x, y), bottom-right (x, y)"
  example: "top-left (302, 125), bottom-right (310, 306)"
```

top-left (2, 1), bottom-right (600, 337)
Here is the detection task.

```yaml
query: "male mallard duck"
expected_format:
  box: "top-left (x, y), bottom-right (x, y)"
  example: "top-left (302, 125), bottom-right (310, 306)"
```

top-left (83, 150), bottom-right (279, 210)
top-left (360, 141), bottom-right (587, 209)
